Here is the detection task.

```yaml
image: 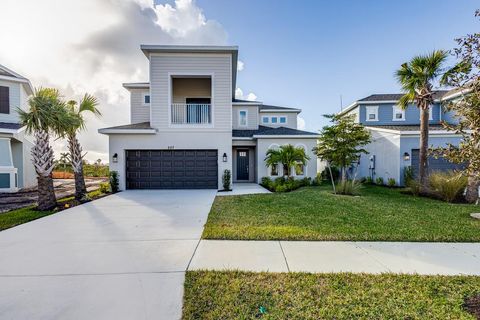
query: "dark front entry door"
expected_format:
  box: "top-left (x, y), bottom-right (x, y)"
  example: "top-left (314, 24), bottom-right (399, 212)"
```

top-left (236, 150), bottom-right (249, 181)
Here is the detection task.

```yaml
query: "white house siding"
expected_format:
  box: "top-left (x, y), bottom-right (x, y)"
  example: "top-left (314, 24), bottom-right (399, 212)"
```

top-left (130, 88), bottom-right (150, 123)
top-left (0, 80), bottom-right (21, 123)
top-left (172, 77), bottom-right (211, 103)
top-left (149, 53), bottom-right (232, 131)
top-left (357, 130), bottom-right (401, 185)
top-left (232, 105), bottom-right (259, 130)
top-left (108, 131), bottom-right (232, 190)
top-left (256, 137), bottom-right (317, 183)
top-left (258, 112), bottom-right (298, 129)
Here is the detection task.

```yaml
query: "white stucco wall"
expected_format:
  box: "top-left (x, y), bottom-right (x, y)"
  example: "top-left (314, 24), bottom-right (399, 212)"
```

top-left (108, 132), bottom-right (232, 190)
top-left (255, 137), bottom-right (318, 183)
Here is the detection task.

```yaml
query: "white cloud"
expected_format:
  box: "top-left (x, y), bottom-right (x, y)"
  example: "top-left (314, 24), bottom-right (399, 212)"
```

top-left (0, 0), bottom-right (227, 162)
top-left (235, 88), bottom-right (257, 101)
top-left (237, 60), bottom-right (244, 71)
top-left (297, 116), bottom-right (306, 130)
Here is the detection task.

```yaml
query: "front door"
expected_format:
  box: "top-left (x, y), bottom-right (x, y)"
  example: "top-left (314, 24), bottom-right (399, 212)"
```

top-left (236, 150), bottom-right (249, 181)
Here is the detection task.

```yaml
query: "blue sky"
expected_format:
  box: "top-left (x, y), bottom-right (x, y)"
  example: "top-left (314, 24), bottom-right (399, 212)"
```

top-left (159, 0), bottom-right (479, 131)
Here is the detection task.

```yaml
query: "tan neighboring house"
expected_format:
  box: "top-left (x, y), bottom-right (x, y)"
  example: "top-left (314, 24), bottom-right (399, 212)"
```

top-left (99, 45), bottom-right (318, 190)
top-left (0, 64), bottom-right (36, 192)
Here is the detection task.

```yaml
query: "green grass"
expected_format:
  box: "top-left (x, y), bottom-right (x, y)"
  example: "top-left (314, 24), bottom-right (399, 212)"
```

top-left (202, 185), bottom-right (480, 241)
top-left (0, 190), bottom-right (107, 231)
top-left (183, 271), bottom-right (480, 320)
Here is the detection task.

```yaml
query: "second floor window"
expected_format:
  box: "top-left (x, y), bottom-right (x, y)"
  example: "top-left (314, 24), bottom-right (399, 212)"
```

top-left (143, 93), bottom-right (150, 106)
top-left (262, 116), bottom-right (269, 124)
top-left (271, 117), bottom-right (278, 124)
top-left (392, 105), bottom-right (405, 121)
top-left (365, 106), bottom-right (378, 121)
top-left (239, 110), bottom-right (247, 126)
top-left (0, 86), bottom-right (9, 114)
top-left (280, 116), bottom-right (287, 124)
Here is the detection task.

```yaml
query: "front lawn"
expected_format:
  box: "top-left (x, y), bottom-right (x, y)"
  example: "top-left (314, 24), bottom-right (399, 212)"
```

top-left (183, 271), bottom-right (480, 319)
top-left (202, 185), bottom-right (480, 241)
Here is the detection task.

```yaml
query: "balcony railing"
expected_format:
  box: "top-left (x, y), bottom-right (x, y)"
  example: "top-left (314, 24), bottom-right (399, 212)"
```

top-left (171, 103), bottom-right (211, 125)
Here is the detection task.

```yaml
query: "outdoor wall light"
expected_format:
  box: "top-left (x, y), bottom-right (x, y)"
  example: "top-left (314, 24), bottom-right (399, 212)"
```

top-left (112, 153), bottom-right (118, 163)
top-left (222, 153), bottom-right (228, 162)
top-left (403, 152), bottom-right (410, 161)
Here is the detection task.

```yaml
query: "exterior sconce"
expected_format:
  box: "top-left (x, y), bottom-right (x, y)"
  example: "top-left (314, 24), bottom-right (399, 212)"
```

top-left (222, 153), bottom-right (228, 162)
top-left (403, 152), bottom-right (410, 161)
top-left (112, 153), bottom-right (118, 163)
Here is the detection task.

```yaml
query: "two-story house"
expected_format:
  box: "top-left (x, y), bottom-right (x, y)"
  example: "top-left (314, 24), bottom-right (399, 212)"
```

top-left (99, 45), bottom-right (318, 190)
top-left (0, 64), bottom-right (36, 192)
top-left (338, 89), bottom-right (464, 186)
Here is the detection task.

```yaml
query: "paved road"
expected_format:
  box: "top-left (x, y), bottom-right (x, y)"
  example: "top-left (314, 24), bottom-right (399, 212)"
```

top-left (0, 190), bottom-right (216, 320)
top-left (190, 240), bottom-right (480, 275)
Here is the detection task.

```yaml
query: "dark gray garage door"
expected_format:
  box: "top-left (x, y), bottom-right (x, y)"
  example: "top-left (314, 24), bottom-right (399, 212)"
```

top-left (411, 149), bottom-right (464, 177)
top-left (126, 150), bottom-right (218, 189)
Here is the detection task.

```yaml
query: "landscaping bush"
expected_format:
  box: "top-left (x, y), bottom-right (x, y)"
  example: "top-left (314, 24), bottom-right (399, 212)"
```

top-left (375, 177), bottom-right (384, 185)
top-left (222, 169), bottom-right (231, 191)
top-left (311, 173), bottom-right (322, 186)
top-left (428, 171), bottom-right (467, 203)
top-left (321, 166), bottom-right (340, 182)
top-left (261, 176), bottom-right (310, 192)
top-left (260, 177), bottom-right (273, 189)
top-left (99, 182), bottom-right (110, 194)
top-left (52, 171), bottom-right (74, 179)
top-left (109, 171), bottom-right (119, 193)
top-left (364, 176), bottom-right (373, 184)
top-left (405, 178), bottom-right (422, 196)
top-left (404, 166), bottom-right (415, 185)
top-left (387, 178), bottom-right (396, 187)
top-left (336, 179), bottom-right (362, 196)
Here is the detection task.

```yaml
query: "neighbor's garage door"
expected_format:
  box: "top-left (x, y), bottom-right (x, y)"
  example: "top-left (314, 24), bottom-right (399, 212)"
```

top-left (411, 149), bottom-right (464, 177)
top-left (126, 150), bottom-right (218, 189)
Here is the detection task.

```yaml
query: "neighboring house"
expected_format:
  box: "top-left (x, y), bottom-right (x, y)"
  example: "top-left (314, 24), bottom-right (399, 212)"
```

top-left (0, 64), bottom-right (36, 192)
top-left (99, 45), bottom-right (318, 190)
top-left (338, 89), bottom-right (465, 186)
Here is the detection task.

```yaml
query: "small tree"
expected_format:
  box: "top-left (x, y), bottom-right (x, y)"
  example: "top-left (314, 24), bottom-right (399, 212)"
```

top-left (222, 169), bottom-right (231, 191)
top-left (438, 9), bottom-right (480, 203)
top-left (314, 114), bottom-right (371, 186)
top-left (265, 144), bottom-right (310, 178)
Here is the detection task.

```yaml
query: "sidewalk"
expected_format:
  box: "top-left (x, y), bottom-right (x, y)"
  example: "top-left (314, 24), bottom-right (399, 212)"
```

top-left (189, 240), bottom-right (480, 275)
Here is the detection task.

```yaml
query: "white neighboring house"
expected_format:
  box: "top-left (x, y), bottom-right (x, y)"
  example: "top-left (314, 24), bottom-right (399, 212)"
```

top-left (99, 45), bottom-right (319, 190)
top-left (0, 64), bottom-right (36, 192)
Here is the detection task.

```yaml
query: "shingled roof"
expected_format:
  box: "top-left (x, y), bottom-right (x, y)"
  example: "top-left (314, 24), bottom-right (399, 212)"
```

top-left (0, 122), bottom-right (23, 131)
top-left (359, 90), bottom-right (450, 102)
top-left (233, 125), bottom-right (317, 138)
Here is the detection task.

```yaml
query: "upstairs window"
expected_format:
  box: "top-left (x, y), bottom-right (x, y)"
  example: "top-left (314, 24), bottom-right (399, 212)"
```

top-left (392, 105), bottom-right (405, 121)
top-left (271, 117), bottom-right (278, 124)
top-left (279, 116), bottom-right (287, 124)
top-left (239, 110), bottom-right (247, 126)
top-left (262, 116), bottom-right (269, 124)
top-left (142, 92), bottom-right (150, 106)
top-left (0, 86), bottom-right (9, 114)
top-left (365, 106), bottom-right (378, 121)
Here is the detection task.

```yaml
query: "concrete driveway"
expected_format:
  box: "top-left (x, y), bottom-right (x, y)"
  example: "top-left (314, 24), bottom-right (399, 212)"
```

top-left (0, 190), bottom-right (217, 320)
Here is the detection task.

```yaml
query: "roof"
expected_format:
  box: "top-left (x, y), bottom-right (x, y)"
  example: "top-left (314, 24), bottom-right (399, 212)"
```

top-left (0, 64), bottom-right (33, 95)
top-left (359, 91), bottom-right (449, 102)
top-left (233, 125), bottom-right (317, 138)
top-left (123, 82), bottom-right (150, 89)
top-left (140, 45), bottom-right (238, 99)
top-left (98, 122), bottom-right (156, 134)
top-left (0, 122), bottom-right (23, 131)
top-left (232, 98), bottom-right (260, 104)
top-left (259, 104), bottom-right (300, 112)
top-left (365, 124), bottom-right (446, 131)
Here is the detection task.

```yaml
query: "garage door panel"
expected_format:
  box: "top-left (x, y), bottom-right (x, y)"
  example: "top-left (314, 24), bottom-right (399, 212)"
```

top-left (411, 149), bottom-right (465, 177)
top-left (126, 149), bottom-right (218, 189)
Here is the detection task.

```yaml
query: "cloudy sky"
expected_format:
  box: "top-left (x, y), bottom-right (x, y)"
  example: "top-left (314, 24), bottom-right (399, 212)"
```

top-left (0, 0), bottom-right (478, 162)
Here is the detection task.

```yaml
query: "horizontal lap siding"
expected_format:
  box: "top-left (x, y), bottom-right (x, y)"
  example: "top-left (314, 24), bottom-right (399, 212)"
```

top-left (150, 54), bottom-right (232, 131)
top-left (232, 105), bottom-right (259, 129)
top-left (130, 89), bottom-right (150, 123)
top-left (0, 81), bottom-right (20, 123)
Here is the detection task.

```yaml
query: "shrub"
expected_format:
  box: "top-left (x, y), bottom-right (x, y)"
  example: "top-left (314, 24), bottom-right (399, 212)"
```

top-left (261, 176), bottom-right (310, 192)
top-left (261, 177), bottom-right (272, 189)
top-left (364, 176), bottom-right (373, 184)
top-left (312, 173), bottom-right (322, 186)
top-left (406, 178), bottom-right (422, 196)
top-left (99, 182), bottom-right (110, 194)
top-left (321, 166), bottom-right (340, 182)
top-left (428, 171), bottom-right (468, 202)
top-left (222, 169), bottom-right (231, 191)
top-left (336, 180), bottom-right (362, 196)
top-left (275, 184), bottom-right (288, 192)
top-left (301, 177), bottom-right (312, 186)
top-left (375, 177), bottom-right (384, 185)
top-left (109, 171), bottom-right (119, 193)
top-left (387, 178), bottom-right (396, 187)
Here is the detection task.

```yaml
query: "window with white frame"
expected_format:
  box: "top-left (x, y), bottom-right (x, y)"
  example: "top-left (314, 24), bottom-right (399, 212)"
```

top-left (294, 162), bottom-right (305, 176)
top-left (239, 110), bottom-right (247, 126)
top-left (365, 106), bottom-right (378, 121)
top-left (279, 116), bottom-right (287, 124)
top-left (262, 116), bottom-right (269, 124)
top-left (271, 116), bottom-right (278, 124)
top-left (142, 92), bottom-right (150, 106)
top-left (392, 105), bottom-right (405, 121)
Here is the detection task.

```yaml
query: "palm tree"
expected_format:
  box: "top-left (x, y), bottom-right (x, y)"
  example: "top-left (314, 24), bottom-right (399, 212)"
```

top-left (59, 152), bottom-right (70, 175)
top-left (395, 50), bottom-right (448, 189)
top-left (265, 144), bottom-right (310, 178)
top-left (64, 94), bottom-right (101, 200)
top-left (18, 88), bottom-right (71, 210)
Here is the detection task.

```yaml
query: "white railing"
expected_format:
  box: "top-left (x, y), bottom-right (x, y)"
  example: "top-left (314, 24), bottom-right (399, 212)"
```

top-left (171, 103), bottom-right (211, 124)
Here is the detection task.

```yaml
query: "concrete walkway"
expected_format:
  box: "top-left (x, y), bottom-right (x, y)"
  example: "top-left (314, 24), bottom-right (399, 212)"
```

top-left (217, 183), bottom-right (271, 197)
top-left (189, 240), bottom-right (480, 275)
top-left (0, 190), bottom-right (217, 320)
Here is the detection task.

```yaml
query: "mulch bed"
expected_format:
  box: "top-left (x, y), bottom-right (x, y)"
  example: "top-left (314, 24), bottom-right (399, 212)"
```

top-left (464, 294), bottom-right (480, 319)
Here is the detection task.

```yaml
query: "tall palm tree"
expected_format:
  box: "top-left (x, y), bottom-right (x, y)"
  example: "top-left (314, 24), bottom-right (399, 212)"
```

top-left (59, 152), bottom-right (70, 175)
top-left (18, 88), bottom-right (71, 210)
top-left (395, 50), bottom-right (448, 189)
top-left (265, 144), bottom-right (310, 178)
top-left (64, 94), bottom-right (101, 200)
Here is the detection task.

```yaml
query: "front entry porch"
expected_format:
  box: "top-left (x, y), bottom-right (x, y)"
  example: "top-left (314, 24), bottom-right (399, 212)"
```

top-left (232, 146), bottom-right (256, 183)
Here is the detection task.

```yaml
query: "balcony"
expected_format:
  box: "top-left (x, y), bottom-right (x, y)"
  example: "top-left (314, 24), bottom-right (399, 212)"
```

top-left (171, 103), bottom-right (211, 125)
